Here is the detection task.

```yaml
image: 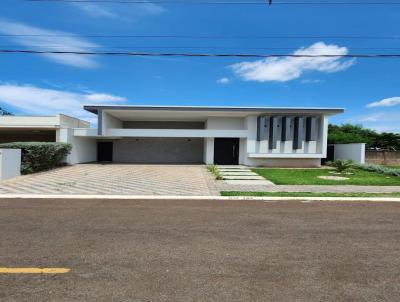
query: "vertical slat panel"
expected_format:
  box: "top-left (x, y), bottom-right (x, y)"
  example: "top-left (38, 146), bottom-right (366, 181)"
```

top-left (269, 116), bottom-right (279, 149)
top-left (257, 115), bottom-right (269, 142)
top-left (260, 116), bottom-right (269, 141)
top-left (293, 117), bottom-right (304, 149)
top-left (306, 117), bottom-right (317, 141)
top-left (281, 116), bottom-right (293, 141)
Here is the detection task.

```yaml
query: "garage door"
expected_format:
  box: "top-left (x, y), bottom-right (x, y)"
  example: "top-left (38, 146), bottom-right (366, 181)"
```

top-left (112, 138), bottom-right (204, 164)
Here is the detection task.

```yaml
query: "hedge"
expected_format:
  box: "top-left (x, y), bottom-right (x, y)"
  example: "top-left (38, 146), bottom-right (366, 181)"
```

top-left (0, 142), bottom-right (72, 174)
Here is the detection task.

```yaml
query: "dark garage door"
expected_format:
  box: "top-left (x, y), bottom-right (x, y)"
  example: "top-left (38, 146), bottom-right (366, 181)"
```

top-left (112, 138), bottom-right (204, 164)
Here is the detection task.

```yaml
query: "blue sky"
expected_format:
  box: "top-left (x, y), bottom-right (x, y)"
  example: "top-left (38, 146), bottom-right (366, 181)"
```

top-left (0, 0), bottom-right (399, 131)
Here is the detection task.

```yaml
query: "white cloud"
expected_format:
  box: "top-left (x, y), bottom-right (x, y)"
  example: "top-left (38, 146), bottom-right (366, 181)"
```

top-left (0, 20), bottom-right (99, 68)
top-left (301, 79), bottom-right (323, 84)
top-left (216, 77), bottom-right (231, 84)
top-left (0, 84), bottom-right (127, 125)
top-left (231, 42), bottom-right (355, 82)
top-left (69, 2), bottom-right (165, 20)
top-left (366, 97), bottom-right (400, 108)
top-left (69, 3), bottom-right (118, 18)
top-left (350, 112), bottom-right (400, 133)
top-left (356, 113), bottom-right (385, 123)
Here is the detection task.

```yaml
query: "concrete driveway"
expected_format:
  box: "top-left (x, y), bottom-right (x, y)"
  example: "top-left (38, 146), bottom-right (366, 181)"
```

top-left (0, 164), bottom-right (218, 196)
top-left (1, 198), bottom-right (400, 301)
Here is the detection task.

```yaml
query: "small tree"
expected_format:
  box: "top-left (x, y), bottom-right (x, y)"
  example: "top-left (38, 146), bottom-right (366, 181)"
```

top-left (0, 107), bottom-right (13, 116)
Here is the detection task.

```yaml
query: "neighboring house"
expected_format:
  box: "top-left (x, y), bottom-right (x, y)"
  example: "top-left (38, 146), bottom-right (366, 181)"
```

top-left (0, 105), bottom-right (343, 167)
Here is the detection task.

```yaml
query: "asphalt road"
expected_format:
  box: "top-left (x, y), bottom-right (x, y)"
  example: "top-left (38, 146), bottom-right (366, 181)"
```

top-left (1, 198), bottom-right (400, 302)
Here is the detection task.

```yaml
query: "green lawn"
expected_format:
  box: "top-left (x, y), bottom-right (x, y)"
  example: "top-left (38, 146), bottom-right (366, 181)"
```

top-left (221, 191), bottom-right (400, 197)
top-left (252, 168), bottom-right (400, 186)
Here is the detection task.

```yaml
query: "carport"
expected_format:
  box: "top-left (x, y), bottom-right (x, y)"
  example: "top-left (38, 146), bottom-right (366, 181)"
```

top-left (0, 128), bottom-right (56, 143)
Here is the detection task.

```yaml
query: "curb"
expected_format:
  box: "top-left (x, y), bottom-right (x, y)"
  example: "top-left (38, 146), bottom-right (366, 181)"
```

top-left (1, 194), bottom-right (400, 202)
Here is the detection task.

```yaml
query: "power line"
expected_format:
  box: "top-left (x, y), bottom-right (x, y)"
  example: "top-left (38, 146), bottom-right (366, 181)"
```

top-left (2, 49), bottom-right (400, 58)
top-left (2, 44), bottom-right (400, 51)
top-left (1, 34), bottom-right (400, 40)
top-left (24, 0), bottom-right (400, 4)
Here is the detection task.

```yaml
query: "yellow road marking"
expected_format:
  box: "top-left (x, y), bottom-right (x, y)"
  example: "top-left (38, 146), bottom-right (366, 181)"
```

top-left (0, 267), bottom-right (70, 274)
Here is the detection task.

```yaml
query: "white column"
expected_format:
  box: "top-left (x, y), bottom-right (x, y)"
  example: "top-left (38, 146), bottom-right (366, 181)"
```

top-left (204, 137), bottom-right (214, 164)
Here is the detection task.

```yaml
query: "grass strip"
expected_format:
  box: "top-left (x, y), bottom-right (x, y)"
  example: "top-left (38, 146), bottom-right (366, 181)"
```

top-left (252, 168), bottom-right (400, 186)
top-left (220, 191), bottom-right (400, 198)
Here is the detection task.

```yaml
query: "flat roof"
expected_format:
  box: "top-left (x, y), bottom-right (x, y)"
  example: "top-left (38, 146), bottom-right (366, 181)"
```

top-left (84, 104), bottom-right (344, 115)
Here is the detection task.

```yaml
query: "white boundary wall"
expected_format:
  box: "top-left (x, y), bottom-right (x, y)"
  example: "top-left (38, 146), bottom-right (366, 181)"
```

top-left (0, 149), bottom-right (21, 180)
top-left (334, 143), bottom-right (366, 164)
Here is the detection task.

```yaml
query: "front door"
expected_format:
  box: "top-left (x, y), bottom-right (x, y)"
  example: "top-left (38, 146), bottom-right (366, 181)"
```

top-left (214, 138), bottom-right (239, 165)
top-left (97, 142), bottom-right (113, 162)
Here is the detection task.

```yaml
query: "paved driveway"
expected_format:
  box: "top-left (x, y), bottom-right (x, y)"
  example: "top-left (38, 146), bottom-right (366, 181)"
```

top-left (0, 164), bottom-right (218, 196)
top-left (1, 198), bottom-right (400, 301)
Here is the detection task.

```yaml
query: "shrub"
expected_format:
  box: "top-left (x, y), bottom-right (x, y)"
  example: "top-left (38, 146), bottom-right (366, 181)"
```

top-left (207, 164), bottom-right (223, 180)
top-left (356, 163), bottom-right (400, 177)
top-left (0, 142), bottom-right (72, 174)
top-left (326, 159), bottom-right (355, 173)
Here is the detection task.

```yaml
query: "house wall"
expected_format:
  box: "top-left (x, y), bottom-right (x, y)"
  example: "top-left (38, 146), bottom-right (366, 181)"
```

top-left (58, 114), bottom-right (90, 129)
top-left (123, 121), bottom-right (204, 129)
top-left (0, 116), bottom-right (59, 127)
top-left (113, 137), bottom-right (204, 164)
top-left (245, 158), bottom-right (321, 167)
top-left (101, 111), bottom-right (122, 135)
top-left (206, 117), bottom-right (245, 130)
top-left (248, 115), bottom-right (323, 155)
top-left (59, 129), bottom-right (97, 164)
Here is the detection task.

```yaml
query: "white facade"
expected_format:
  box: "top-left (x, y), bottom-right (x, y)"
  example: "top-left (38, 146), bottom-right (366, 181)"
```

top-left (0, 105), bottom-right (344, 167)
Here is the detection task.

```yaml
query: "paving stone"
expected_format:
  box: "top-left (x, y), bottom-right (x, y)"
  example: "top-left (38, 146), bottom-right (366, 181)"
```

top-left (0, 164), bottom-right (219, 196)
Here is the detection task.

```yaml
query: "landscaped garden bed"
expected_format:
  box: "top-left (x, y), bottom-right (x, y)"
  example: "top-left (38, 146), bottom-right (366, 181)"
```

top-left (252, 167), bottom-right (400, 186)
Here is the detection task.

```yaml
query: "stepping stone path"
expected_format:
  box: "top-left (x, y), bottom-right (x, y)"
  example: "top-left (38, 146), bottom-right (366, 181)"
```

top-left (217, 165), bottom-right (275, 185)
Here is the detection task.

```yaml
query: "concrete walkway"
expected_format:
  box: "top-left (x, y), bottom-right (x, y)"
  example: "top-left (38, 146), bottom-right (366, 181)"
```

top-left (217, 165), bottom-right (275, 185)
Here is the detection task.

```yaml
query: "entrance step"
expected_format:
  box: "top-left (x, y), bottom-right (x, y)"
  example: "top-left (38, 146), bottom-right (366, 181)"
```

top-left (222, 175), bottom-right (265, 180)
top-left (224, 180), bottom-right (275, 185)
top-left (219, 169), bottom-right (252, 173)
top-left (219, 172), bottom-right (256, 176)
top-left (218, 166), bottom-right (251, 169)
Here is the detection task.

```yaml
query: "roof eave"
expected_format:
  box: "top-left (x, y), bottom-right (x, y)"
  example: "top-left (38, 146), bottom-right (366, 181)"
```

top-left (83, 104), bottom-right (344, 115)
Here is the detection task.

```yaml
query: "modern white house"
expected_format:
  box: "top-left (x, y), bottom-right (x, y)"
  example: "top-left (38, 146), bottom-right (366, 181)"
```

top-left (0, 105), bottom-right (344, 167)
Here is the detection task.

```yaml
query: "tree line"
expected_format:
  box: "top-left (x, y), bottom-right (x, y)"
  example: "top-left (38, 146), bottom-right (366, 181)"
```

top-left (328, 124), bottom-right (400, 150)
